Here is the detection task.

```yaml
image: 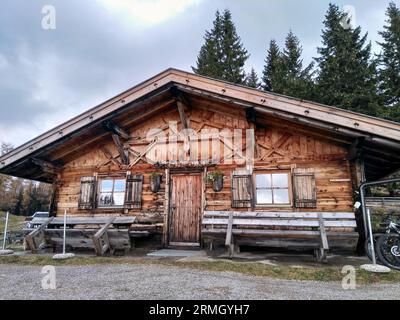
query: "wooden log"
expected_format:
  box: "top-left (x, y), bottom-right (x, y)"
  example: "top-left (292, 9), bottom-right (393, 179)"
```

top-left (129, 231), bottom-right (150, 238)
top-left (112, 134), bottom-right (129, 165)
top-left (317, 212), bottom-right (329, 263)
top-left (176, 100), bottom-right (189, 129)
top-left (31, 158), bottom-right (61, 175)
top-left (92, 217), bottom-right (116, 256)
top-left (102, 120), bottom-right (130, 140)
top-left (225, 212), bottom-right (234, 257)
top-left (24, 217), bottom-right (54, 253)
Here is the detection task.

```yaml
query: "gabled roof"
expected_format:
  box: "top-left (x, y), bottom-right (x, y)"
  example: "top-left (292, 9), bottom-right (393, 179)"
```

top-left (1, 68), bottom-right (400, 182)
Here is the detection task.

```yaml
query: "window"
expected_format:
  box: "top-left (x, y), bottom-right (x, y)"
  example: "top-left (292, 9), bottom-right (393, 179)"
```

top-left (98, 178), bottom-right (126, 207)
top-left (255, 172), bottom-right (290, 205)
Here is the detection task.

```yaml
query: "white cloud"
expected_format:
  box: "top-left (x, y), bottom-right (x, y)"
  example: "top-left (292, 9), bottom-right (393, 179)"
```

top-left (0, 54), bottom-right (7, 69)
top-left (97, 0), bottom-right (203, 27)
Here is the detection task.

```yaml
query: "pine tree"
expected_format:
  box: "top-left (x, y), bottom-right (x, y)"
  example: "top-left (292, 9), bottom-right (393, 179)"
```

top-left (14, 186), bottom-right (24, 216)
top-left (193, 9), bottom-right (249, 84)
top-left (35, 183), bottom-right (51, 213)
top-left (24, 181), bottom-right (36, 215)
top-left (377, 2), bottom-right (400, 122)
top-left (0, 143), bottom-right (14, 213)
top-left (262, 35), bottom-right (315, 100)
top-left (220, 9), bottom-right (249, 84)
top-left (262, 39), bottom-right (284, 92)
top-left (246, 68), bottom-right (260, 88)
top-left (192, 11), bottom-right (223, 79)
top-left (314, 4), bottom-right (379, 116)
top-left (282, 31), bottom-right (303, 78)
top-left (281, 31), bottom-right (315, 100)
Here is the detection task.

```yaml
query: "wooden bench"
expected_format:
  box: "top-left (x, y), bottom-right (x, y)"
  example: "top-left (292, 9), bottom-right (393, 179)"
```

top-left (23, 216), bottom-right (136, 256)
top-left (201, 211), bottom-right (359, 261)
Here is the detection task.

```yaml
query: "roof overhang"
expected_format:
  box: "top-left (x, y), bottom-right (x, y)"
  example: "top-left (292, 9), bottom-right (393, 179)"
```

top-left (1, 68), bottom-right (400, 182)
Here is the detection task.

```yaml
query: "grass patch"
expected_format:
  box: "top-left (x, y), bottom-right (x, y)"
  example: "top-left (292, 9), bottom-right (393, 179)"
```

top-left (0, 213), bottom-right (26, 233)
top-left (1, 254), bottom-right (400, 284)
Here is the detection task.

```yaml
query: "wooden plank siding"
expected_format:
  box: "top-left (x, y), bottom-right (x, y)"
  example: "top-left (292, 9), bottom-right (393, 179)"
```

top-left (54, 100), bottom-right (356, 244)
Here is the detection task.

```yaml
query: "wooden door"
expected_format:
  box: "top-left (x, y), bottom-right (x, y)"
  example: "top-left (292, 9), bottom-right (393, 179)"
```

top-left (169, 173), bottom-right (202, 246)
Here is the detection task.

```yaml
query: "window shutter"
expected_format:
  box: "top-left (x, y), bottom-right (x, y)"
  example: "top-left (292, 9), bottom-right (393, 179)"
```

top-left (231, 174), bottom-right (253, 208)
top-left (293, 168), bottom-right (317, 208)
top-left (78, 176), bottom-right (97, 210)
top-left (125, 174), bottom-right (143, 209)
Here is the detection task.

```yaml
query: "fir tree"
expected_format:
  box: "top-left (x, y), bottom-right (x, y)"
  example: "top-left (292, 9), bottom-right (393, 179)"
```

top-left (193, 9), bottom-right (249, 84)
top-left (282, 31), bottom-right (303, 78)
top-left (262, 35), bottom-right (315, 100)
top-left (281, 31), bottom-right (315, 100)
top-left (262, 39), bottom-right (284, 92)
top-left (377, 2), bottom-right (400, 122)
top-left (192, 11), bottom-right (223, 79)
top-left (246, 68), bottom-right (260, 88)
top-left (14, 187), bottom-right (24, 216)
top-left (219, 9), bottom-right (249, 84)
top-left (314, 3), bottom-right (379, 116)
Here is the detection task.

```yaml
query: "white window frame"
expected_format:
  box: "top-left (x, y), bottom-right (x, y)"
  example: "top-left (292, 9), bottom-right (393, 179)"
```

top-left (254, 172), bottom-right (291, 206)
top-left (97, 177), bottom-right (126, 208)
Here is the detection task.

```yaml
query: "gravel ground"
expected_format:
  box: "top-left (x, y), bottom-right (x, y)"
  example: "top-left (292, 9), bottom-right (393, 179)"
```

top-left (0, 264), bottom-right (399, 300)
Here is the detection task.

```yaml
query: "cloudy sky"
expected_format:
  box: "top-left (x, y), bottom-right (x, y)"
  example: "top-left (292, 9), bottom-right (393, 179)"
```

top-left (0, 0), bottom-right (394, 147)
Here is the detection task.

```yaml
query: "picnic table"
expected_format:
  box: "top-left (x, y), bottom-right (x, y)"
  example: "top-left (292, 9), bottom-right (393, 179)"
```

top-left (23, 216), bottom-right (136, 256)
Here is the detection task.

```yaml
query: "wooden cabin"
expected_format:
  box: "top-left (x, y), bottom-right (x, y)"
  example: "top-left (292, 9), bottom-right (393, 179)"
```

top-left (2, 69), bottom-right (400, 255)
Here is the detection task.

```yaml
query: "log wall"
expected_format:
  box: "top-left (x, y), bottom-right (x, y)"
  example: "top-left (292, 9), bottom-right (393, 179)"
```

top-left (55, 101), bottom-right (355, 238)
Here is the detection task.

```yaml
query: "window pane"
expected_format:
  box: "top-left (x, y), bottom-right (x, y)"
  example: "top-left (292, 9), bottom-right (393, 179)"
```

top-left (99, 192), bottom-right (113, 206)
top-left (272, 174), bottom-right (288, 188)
top-left (256, 174), bottom-right (271, 188)
top-left (98, 178), bottom-right (126, 207)
top-left (274, 189), bottom-right (289, 204)
top-left (113, 192), bottom-right (125, 206)
top-left (100, 180), bottom-right (113, 192)
top-left (114, 179), bottom-right (126, 192)
top-left (256, 189), bottom-right (272, 204)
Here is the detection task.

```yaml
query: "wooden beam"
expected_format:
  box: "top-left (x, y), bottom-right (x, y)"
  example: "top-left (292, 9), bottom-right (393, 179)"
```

top-left (51, 98), bottom-right (176, 162)
top-left (317, 212), bottom-right (329, 263)
top-left (24, 217), bottom-right (54, 253)
top-left (255, 117), bottom-right (352, 146)
top-left (171, 86), bottom-right (191, 130)
top-left (102, 120), bottom-right (130, 140)
top-left (204, 211), bottom-right (355, 219)
top-left (129, 140), bottom-right (157, 168)
top-left (348, 137), bottom-right (365, 161)
top-left (176, 100), bottom-right (189, 129)
top-left (364, 162), bottom-right (392, 171)
top-left (30, 158), bottom-right (61, 175)
top-left (100, 148), bottom-right (122, 168)
top-left (362, 145), bottom-right (400, 160)
top-left (245, 107), bottom-right (257, 124)
top-left (111, 134), bottom-right (129, 165)
top-left (92, 217), bottom-right (116, 256)
top-left (225, 212), bottom-right (234, 258)
top-left (172, 88), bottom-right (193, 157)
top-left (364, 154), bottom-right (400, 164)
